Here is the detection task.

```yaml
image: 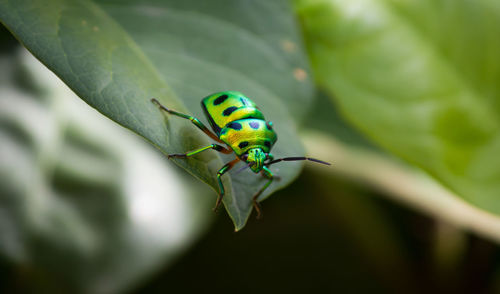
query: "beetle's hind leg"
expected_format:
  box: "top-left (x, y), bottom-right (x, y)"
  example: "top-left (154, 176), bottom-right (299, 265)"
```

top-left (151, 98), bottom-right (223, 143)
top-left (252, 167), bottom-right (274, 219)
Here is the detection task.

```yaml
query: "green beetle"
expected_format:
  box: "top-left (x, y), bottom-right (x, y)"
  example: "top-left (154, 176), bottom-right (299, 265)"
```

top-left (152, 91), bottom-right (329, 218)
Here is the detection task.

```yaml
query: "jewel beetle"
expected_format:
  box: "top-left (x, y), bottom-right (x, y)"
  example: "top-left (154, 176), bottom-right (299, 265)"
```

top-left (151, 91), bottom-right (329, 218)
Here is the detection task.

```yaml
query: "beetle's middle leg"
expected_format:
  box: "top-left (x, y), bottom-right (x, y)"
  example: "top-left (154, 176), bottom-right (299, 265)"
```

top-left (151, 98), bottom-right (223, 143)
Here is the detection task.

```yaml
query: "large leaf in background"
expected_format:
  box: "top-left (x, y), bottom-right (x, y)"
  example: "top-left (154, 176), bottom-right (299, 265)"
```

top-left (296, 0), bottom-right (500, 216)
top-left (0, 50), bottom-right (211, 293)
top-left (0, 0), bottom-right (313, 230)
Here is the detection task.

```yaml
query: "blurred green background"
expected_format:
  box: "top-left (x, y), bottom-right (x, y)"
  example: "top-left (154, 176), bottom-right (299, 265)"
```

top-left (2, 0), bottom-right (500, 293)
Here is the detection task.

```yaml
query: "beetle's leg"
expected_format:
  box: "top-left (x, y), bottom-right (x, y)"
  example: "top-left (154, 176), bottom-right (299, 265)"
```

top-left (262, 172), bottom-right (281, 181)
top-left (168, 144), bottom-right (232, 159)
top-left (214, 158), bottom-right (240, 212)
top-left (151, 98), bottom-right (223, 143)
top-left (252, 166), bottom-right (274, 219)
top-left (262, 156), bottom-right (281, 180)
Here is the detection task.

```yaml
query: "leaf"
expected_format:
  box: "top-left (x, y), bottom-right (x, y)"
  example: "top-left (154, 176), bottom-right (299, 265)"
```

top-left (306, 89), bottom-right (382, 149)
top-left (0, 50), bottom-right (212, 293)
top-left (0, 0), bottom-right (314, 230)
top-left (296, 0), bottom-right (500, 216)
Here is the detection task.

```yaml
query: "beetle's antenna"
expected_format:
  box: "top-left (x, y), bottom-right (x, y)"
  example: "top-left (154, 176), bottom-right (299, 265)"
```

top-left (265, 157), bottom-right (330, 166)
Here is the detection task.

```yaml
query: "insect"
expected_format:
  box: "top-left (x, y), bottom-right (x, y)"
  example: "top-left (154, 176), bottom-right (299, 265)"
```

top-left (151, 91), bottom-right (329, 218)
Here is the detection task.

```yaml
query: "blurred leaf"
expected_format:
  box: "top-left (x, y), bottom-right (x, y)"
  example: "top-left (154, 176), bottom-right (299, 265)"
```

top-left (296, 0), bottom-right (500, 216)
top-left (0, 50), bottom-right (212, 294)
top-left (0, 0), bottom-right (313, 230)
top-left (305, 89), bottom-right (381, 149)
top-left (303, 131), bottom-right (500, 244)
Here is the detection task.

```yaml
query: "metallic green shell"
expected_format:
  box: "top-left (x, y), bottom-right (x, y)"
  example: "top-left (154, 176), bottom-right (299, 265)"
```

top-left (219, 119), bottom-right (277, 156)
top-left (201, 91), bottom-right (264, 136)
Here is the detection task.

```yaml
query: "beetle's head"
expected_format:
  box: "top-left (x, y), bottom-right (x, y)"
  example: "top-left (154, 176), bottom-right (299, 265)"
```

top-left (242, 148), bottom-right (267, 173)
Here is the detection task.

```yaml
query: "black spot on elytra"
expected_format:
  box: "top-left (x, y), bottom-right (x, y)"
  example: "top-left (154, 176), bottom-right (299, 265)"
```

top-left (213, 94), bottom-right (228, 105)
top-left (249, 121), bottom-right (260, 129)
top-left (238, 141), bottom-right (249, 149)
top-left (223, 106), bottom-right (238, 116)
top-left (227, 122), bottom-right (242, 130)
top-left (264, 140), bottom-right (271, 148)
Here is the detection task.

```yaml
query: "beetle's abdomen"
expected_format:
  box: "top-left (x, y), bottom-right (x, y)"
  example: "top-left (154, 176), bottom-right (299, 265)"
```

top-left (201, 91), bottom-right (264, 135)
top-left (219, 119), bottom-right (277, 156)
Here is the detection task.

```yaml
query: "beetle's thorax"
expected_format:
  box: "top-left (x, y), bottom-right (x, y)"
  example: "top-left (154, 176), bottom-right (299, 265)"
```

top-left (245, 148), bottom-right (266, 173)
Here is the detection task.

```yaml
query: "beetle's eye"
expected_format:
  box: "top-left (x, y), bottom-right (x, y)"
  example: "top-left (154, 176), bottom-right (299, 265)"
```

top-left (242, 154), bottom-right (248, 160)
top-left (266, 121), bottom-right (273, 130)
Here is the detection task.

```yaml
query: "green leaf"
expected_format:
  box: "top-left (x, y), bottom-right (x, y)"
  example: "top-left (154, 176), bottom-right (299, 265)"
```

top-left (0, 0), bottom-right (313, 230)
top-left (296, 0), bottom-right (500, 216)
top-left (0, 50), bottom-right (211, 293)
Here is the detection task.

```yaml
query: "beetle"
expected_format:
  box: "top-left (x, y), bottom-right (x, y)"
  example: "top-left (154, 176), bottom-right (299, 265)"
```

top-left (151, 91), bottom-right (329, 218)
